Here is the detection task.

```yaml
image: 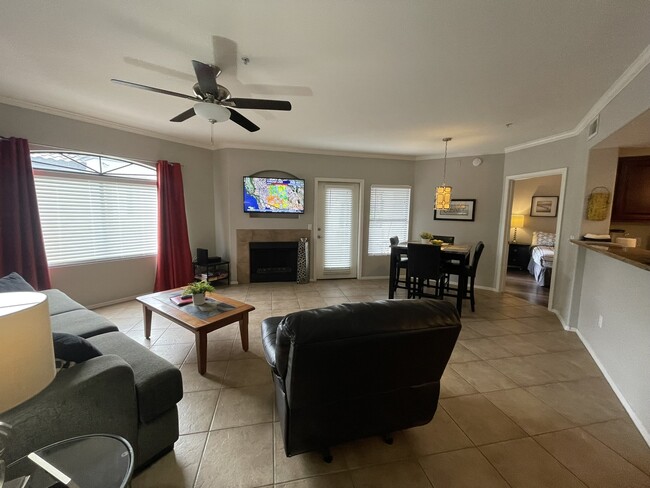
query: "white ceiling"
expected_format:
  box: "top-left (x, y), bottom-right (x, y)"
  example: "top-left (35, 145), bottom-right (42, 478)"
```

top-left (1, 0), bottom-right (650, 159)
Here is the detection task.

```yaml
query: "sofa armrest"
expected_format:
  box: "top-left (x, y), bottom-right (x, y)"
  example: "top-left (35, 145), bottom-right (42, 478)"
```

top-left (0, 354), bottom-right (139, 464)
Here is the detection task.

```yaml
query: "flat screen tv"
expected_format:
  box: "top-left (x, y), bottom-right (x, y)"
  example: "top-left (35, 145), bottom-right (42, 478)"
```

top-left (243, 176), bottom-right (305, 214)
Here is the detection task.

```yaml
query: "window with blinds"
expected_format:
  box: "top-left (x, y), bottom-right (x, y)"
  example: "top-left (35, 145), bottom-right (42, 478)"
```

top-left (31, 152), bottom-right (157, 266)
top-left (323, 186), bottom-right (353, 274)
top-left (368, 185), bottom-right (411, 256)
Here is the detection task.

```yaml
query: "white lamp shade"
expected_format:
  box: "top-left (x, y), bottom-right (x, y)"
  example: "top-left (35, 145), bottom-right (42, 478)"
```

top-left (0, 292), bottom-right (55, 413)
top-left (193, 102), bottom-right (231, 123)
top-left (511, 214), bottom-right (525, 228)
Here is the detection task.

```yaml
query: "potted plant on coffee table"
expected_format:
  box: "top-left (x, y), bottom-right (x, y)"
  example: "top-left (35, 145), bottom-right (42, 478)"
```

top-left (184, 280), bottom-right (215, 306)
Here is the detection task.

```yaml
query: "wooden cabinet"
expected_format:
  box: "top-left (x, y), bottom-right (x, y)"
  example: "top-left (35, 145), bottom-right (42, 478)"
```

top-left (612, 156), bottom-right (650, 221)
top-left (508, 243), bottom-right (530, 270)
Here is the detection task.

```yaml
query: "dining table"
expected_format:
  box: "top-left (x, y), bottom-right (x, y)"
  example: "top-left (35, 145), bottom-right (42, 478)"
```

top-left (388, 242), bottom-right (473, 316)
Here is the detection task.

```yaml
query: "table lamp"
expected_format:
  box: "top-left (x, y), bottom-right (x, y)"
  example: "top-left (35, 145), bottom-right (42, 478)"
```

top-left (0, 292), bottom-right (56, 486)
top-left (510, 214), bottom-right (525, 243)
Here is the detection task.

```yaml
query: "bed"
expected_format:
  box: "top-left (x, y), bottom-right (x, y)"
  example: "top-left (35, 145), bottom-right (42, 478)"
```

top-left (528, 231), bottom-right (555, 287)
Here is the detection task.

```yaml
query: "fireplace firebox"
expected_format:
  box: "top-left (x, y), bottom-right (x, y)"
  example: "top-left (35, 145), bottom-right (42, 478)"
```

top-left (249, 242), bottom-right (299, 282)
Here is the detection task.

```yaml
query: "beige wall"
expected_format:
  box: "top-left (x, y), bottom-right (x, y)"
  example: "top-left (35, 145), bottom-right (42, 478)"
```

top-left (215, 148), bottom-right (414, 282)
top-left (0, 103), bottom-right (216, 306)
top-left (412, 154), bottom-right (505, 289)
top-left (511, 175), bottom-right (561, 244)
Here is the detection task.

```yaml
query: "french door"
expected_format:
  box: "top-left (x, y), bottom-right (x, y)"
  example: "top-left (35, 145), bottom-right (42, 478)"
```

top-left (315, 180), bottom-right (361, 279)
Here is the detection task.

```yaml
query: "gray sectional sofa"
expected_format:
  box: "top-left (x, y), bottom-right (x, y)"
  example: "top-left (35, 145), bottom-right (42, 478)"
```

top-left (0, 280), bottom-right (183, 470)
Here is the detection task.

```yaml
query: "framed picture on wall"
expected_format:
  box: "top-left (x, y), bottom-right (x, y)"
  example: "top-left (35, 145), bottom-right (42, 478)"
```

top-left (434, 199), bottom-right (476, 221)
top-left (530, 196), bottom-right (558, 217)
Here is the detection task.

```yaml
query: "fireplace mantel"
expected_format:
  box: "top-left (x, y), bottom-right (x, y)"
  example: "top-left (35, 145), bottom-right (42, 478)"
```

top-left (236, 229), bottom-right (311, 283)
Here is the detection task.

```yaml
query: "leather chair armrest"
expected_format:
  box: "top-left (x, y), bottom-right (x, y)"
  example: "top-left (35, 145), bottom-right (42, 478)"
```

top-left (261, 316), bottom-right (283, 374)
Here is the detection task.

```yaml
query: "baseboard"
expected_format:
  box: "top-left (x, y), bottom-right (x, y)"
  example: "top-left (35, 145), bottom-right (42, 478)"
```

top-left (551, 308), bottom-right (572, 331)
top-left (575, 329), bottom-right (650, 447)
top-left (87, 294), bottom-right (142, 310)
top-left (359, 275), bottom-right (390, 280)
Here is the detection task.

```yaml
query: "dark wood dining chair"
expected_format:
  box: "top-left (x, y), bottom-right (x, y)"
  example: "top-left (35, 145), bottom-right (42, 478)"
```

top-left (406, 243), bottom-right (446, 299)
top-left (444, 241), bottom-right (485, 312)
top-left (389, 236), bottom-right (409, 292)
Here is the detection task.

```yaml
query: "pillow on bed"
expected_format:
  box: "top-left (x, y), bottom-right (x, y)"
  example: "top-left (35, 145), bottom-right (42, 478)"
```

top-left (532, 231), bottom-right (556, 247)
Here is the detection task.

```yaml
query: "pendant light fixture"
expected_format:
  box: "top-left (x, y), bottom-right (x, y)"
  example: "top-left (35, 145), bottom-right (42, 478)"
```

top-left (435, 137), bottom-right (453, 210)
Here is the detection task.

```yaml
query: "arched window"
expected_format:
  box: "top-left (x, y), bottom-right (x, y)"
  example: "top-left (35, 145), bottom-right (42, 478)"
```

top-left (31, 152), bottom-right (157, 266)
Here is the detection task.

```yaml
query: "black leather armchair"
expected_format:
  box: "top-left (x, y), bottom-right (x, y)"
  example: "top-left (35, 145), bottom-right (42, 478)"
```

top-left (261, 299), bottom-right (461, 459)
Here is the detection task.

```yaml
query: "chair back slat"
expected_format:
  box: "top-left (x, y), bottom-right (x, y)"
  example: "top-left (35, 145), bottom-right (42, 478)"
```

top-left (407, 243), bottom-right (443, 280)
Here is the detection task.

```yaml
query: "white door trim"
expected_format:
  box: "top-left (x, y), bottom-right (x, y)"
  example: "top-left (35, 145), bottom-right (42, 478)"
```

top-left (314, 177), bottom-right (365, 280)
top-left (495, 168), bottom-right (568, 310)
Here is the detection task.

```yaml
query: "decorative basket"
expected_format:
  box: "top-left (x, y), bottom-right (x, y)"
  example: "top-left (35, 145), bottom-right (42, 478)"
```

top-left (586, 186), bottom-right (610, 221)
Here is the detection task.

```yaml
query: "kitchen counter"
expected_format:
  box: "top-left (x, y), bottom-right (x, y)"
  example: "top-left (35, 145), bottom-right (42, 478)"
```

top-left (571, 239), bottom-right (650, 271)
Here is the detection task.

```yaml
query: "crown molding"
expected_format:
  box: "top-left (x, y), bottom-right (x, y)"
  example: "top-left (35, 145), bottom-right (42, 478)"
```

top-left (0, 96), bottom-right (218, 150)
top-left (505, 43), bottom-right (650, 154)
top-left (216, 143), bottom-right (415, 161)
top-left (0, 96), bottom-right (416, 161)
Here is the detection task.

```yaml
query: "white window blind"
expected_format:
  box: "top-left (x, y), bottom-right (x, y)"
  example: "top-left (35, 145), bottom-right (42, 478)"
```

top-left (323, 186), bottom-right (353, 274)
top-left (34, 173), bottom-right (157, 266)
top-left (368, 186), bottom-right (411, 256)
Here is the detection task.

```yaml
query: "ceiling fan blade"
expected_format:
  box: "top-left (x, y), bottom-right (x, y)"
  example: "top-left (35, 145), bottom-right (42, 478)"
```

top-left (192, 60), bottom-right (220, 96)
top-left (111, 79), bottom-right (201, 102)
top-left (229, 98), bottom-right (292, 111)
top-left (170, 107), bottom-right (196, 122)
top-left (227, 108), bottom-right (260, 132)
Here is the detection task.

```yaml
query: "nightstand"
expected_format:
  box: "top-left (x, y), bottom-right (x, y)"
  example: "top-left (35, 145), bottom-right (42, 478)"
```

top-left (508, 243), bottom-right (530, 270)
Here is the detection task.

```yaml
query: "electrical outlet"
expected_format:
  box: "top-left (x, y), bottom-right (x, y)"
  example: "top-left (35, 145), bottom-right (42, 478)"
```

top-left (597, 315), bottom-right (603, 328)
top-left (307, 224), bottom-right (312, 230)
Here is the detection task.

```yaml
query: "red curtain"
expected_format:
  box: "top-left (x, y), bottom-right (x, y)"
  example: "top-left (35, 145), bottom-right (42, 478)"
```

top-left (0, 137), bottom-right (51, 289)
top-left (154, 160), bottom-right (194, 291)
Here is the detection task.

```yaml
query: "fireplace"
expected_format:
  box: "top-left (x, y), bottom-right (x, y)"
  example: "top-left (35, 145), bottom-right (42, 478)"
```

top-left (250, 242), bottom-right (299, 282)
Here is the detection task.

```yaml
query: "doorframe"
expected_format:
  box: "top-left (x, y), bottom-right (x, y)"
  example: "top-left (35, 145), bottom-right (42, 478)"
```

top-left (313, 177), bottom-right (365, 280)
top-left (495, 168), bottom-right (567, 310)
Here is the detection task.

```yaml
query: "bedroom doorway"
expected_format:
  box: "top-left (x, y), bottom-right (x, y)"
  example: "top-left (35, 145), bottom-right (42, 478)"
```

top-left (496, 169), bottom-right (567, 310)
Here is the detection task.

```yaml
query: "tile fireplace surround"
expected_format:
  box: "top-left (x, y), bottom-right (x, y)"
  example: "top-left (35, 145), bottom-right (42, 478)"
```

top-left (236, 229), bottom-right (311, 284)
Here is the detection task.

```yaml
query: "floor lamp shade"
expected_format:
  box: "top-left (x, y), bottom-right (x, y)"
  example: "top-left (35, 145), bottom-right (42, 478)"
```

top-left (0, 292), bottom-right (55, 413)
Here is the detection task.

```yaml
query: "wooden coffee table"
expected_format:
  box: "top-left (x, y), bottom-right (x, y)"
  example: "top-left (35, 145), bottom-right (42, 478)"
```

top-left (137, 289), bottom-right (255, 375)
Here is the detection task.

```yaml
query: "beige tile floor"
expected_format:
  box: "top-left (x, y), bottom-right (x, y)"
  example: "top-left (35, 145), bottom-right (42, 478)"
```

top-left (95, 280), bottom-right (650, 488)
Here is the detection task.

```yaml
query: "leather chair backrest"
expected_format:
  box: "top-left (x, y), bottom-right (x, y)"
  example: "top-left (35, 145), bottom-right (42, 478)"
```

top-left (274, 299), bottom-right (461, 409)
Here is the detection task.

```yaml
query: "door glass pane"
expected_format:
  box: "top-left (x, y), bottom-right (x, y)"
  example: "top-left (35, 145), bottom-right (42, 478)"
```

top-left (323, 186), bottom-right (352, 274)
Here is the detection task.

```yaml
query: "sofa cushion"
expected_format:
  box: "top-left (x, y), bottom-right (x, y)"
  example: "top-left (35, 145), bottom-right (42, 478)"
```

top-left (42, 289), bottom-right (85, 316)
top-left (0, 272), bottom-right (36, 292)
top-left (53, 332), bottom-right (103, 363)
top-left (87, 331), bottom-right (183, 423)
top-left (49, 309), bottom-right (119, 338)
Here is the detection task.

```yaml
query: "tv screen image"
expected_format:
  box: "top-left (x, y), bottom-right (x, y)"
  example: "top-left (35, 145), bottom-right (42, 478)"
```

top-left (243, 177), bottom-right (305, 214)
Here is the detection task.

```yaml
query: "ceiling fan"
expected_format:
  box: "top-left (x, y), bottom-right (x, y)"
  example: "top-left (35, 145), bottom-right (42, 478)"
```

top-left (111, 60), bottom-right (291, 132)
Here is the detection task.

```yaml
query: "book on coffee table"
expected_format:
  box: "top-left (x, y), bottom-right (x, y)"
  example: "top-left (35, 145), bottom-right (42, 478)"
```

top-left (170, 295), bottom-right (193, 307)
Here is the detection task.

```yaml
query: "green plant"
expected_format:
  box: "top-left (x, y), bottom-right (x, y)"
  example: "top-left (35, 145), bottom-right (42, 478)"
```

top-left (420, 232), bottom-right (433, 239)
top-left (184, 280), bottom-right (215, 296)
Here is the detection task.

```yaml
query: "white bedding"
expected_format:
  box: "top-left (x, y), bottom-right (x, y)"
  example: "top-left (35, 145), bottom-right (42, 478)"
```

top-left (530, 245), bottom-right (555, 268)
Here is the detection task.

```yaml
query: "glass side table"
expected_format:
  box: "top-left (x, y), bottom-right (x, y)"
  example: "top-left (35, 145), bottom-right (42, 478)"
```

top-left (5, 434), bottom-right (133, 488)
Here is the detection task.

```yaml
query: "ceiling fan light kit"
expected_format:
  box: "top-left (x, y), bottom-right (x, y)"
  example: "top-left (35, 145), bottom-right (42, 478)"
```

top-left (111, 59), bottom-right (291, 132)
top-left (434, 137), bottom-right (453, 210)
top-left (194, 102), bottom-right (230, 123)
